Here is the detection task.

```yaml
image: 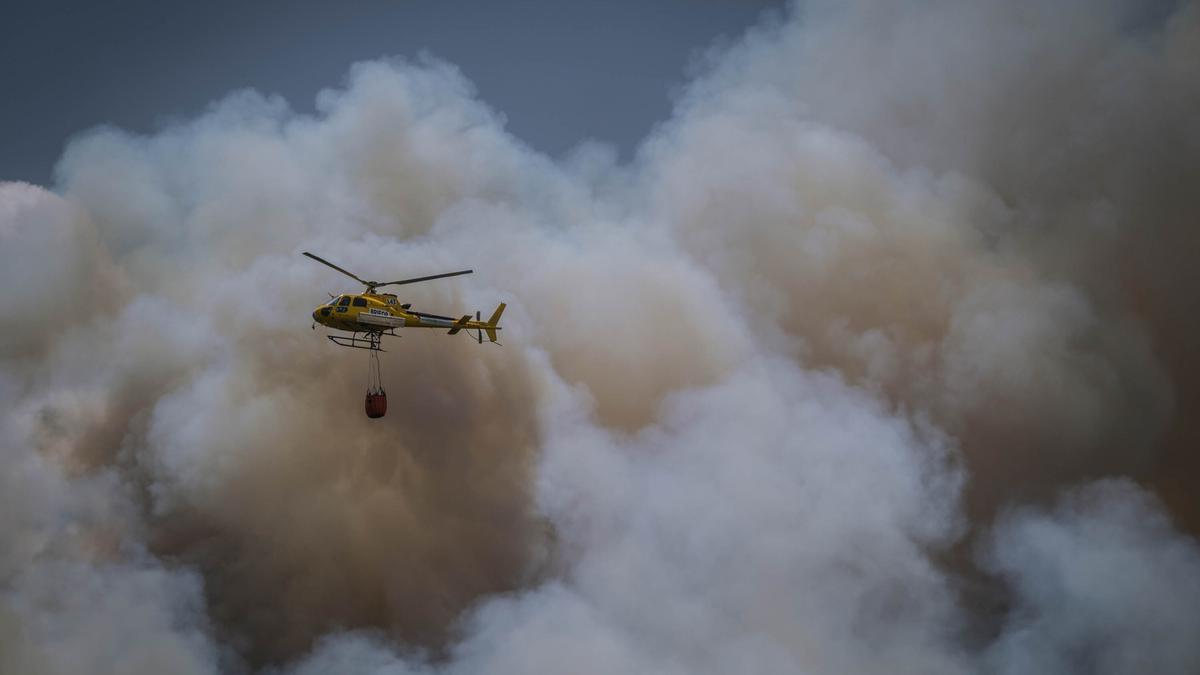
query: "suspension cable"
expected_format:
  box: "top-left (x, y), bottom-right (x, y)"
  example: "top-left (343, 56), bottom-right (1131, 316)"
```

top-left (366, 349), bottom-right (384, 394)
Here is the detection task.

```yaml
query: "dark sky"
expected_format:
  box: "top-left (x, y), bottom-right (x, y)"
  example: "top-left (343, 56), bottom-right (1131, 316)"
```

top-left (1, 0), bottom-right (781, 186)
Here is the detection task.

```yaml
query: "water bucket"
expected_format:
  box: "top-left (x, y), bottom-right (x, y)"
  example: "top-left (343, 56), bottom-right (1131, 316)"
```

top-left (365, 391), bottom-right (387, 418)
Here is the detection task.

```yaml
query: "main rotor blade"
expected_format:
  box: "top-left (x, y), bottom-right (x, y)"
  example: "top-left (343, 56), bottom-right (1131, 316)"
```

top-left (376, 269), bottom-right (473, 288)
top-left (303, 252), bottom-right (369, 286)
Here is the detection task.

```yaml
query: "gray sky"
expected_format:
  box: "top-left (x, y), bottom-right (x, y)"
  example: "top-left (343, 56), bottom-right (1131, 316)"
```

top-left (1, 0), bottom-right (781, 185)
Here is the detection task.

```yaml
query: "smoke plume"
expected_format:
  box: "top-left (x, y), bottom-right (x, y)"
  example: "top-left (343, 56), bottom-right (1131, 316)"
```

top-left (2, 1), bottom-right (1199, 673)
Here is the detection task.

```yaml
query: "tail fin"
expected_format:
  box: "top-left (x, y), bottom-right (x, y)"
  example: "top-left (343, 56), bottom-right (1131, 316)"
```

top-left (484, 302), bottom-right (505, 343)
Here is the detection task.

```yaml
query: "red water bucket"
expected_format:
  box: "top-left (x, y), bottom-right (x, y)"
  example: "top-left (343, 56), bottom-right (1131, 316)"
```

top-left (365, 391), bottom-right (387, 418)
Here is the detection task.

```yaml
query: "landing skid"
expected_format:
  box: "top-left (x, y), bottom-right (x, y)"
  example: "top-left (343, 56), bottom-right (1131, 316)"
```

top-left (327, 330), bottom-right (397, 352)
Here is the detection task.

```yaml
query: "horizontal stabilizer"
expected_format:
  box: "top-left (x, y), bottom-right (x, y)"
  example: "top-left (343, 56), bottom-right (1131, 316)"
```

top-left (447, 314), bottom-right (472, 335)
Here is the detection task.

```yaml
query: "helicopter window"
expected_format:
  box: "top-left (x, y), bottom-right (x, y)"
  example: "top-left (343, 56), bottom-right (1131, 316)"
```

top-left (352, 297), bottom-right (368, 307)
top-left (338, 296), bottom-right (351, 307)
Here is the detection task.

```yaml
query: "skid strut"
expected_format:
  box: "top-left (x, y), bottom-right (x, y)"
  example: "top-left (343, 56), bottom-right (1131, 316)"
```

top-left (327, 330), bottom-right (396, 352)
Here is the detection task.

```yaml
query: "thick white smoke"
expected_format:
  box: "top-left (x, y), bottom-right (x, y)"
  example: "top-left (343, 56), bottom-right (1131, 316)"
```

top-left (3, 1), bottom-right (1199, 673)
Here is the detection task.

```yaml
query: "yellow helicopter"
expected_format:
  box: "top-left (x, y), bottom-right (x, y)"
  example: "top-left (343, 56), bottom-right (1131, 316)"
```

top-left (305, 251), bottom-right (504, 352)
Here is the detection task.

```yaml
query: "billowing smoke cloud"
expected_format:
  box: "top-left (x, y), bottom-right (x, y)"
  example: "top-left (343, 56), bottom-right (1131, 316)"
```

top-left (2, 0), bottom-right (1199, 673)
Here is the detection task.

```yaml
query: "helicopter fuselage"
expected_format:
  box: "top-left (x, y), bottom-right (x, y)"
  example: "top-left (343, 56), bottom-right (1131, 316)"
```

top-left (312, 292), bottom-right (501, 338)
top-left (316, 293), bottom-right (446, 331)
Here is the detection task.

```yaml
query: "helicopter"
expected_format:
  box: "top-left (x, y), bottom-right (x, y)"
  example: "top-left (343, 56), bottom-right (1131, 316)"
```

top-left (304, 251), bottom-right (504, 352)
